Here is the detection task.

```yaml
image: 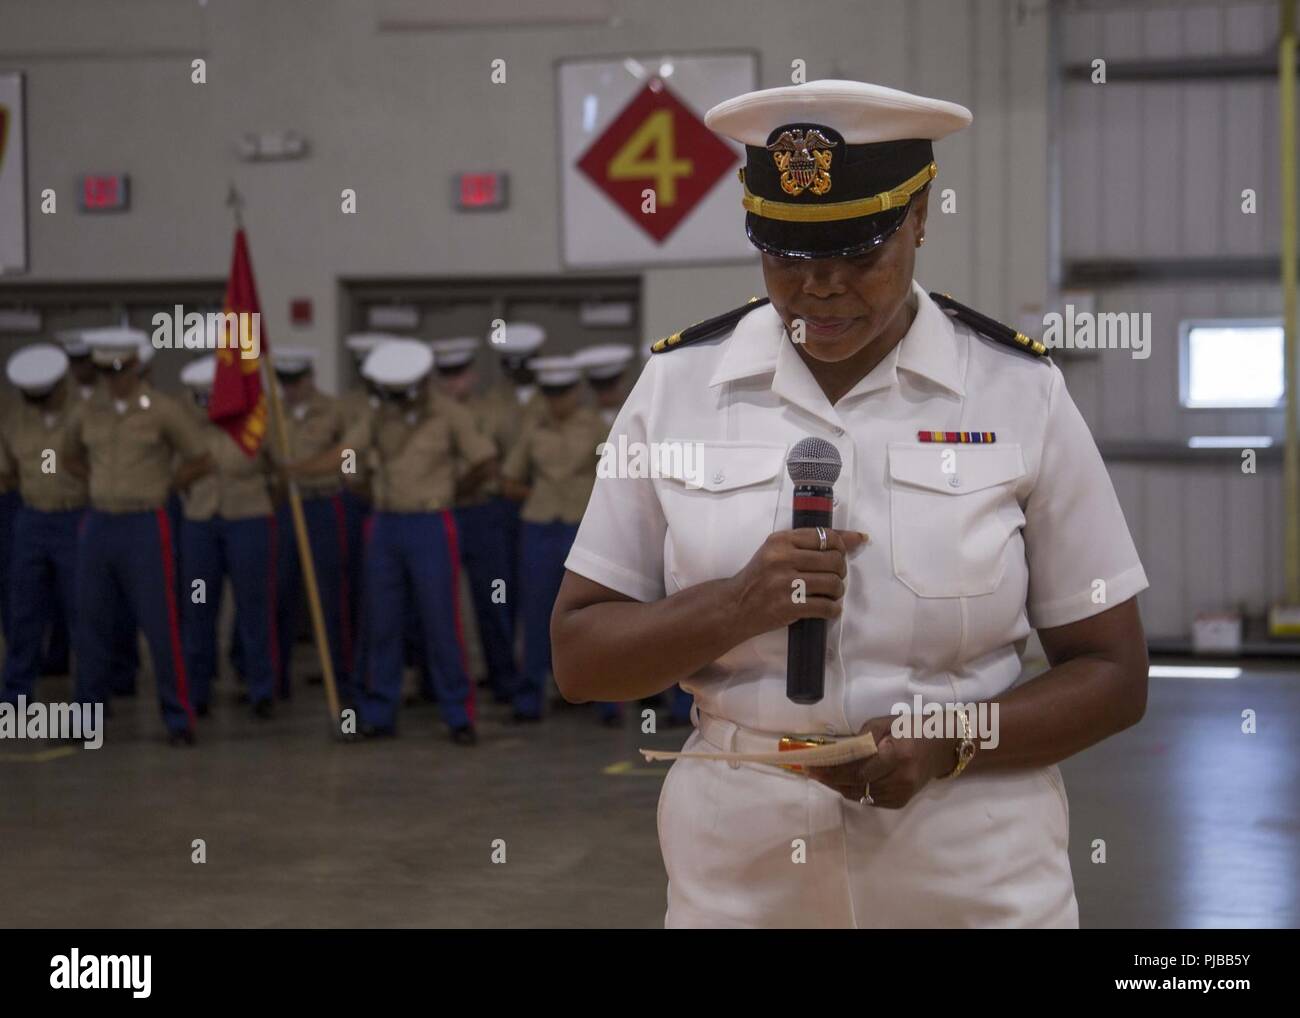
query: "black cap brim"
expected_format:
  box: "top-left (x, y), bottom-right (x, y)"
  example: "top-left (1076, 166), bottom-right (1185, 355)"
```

top-left (745, 204), bottom-right (911, 259)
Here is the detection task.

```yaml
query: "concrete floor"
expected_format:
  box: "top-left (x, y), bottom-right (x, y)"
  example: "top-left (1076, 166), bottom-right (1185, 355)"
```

top-left (1, 657), bottom-right (1297, 928)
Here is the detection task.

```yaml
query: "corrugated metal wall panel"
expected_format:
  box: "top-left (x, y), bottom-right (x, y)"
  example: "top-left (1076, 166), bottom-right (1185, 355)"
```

top-left (1058, 0), bottom-right (1285, 638)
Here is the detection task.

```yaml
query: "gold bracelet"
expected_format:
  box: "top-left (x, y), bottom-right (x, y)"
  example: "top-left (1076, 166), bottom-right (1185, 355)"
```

top-left (940, 707), bottom-right (977, 779)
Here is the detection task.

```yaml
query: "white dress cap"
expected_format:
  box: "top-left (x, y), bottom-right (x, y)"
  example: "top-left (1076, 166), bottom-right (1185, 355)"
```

top-left (528, 355), bottom-right (582, 388)
top-left (704, 80), bottom-right (972, 147)
top-left (84, 326), bottom-right (150, 368)
top-left (362, 338), bottom-right (435, 389)
top-left (180, 355), bottom-right (217, 390)
top-left (576, 343), bottom-right (635, 380)
top-left (491, 322), bottom-right (546, 356)
top-left (346, 332), bottom-right (405, 357)
top-left (55, 330), bottom-right (91, 358)
top-left (273, 346), bottom-right (317, 375)
top-left (6, 343), bottom-right (70, 395)
top-left (430, 336), bottom-right (481, 370)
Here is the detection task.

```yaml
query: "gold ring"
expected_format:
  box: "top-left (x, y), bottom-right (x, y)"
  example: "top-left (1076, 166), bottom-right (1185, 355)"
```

top-left (816, 526), bottom-right (828, 551)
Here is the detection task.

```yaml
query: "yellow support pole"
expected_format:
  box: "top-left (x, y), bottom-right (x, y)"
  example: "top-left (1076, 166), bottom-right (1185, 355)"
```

top-left (1282, 0), bottom-right (1299, 605)
top-left (262, 359), bottom-right (343, 729)
top-left (225, 188), bottom-right (342, 725)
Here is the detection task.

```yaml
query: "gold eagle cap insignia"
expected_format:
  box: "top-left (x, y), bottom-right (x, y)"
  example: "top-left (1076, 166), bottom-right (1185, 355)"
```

top-left (766, 128), bottom-right (837, 197)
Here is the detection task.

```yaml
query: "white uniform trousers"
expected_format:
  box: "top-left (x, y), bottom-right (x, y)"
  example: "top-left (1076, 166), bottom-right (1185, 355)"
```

top-left (658, 726), bottom-right (1078, 929)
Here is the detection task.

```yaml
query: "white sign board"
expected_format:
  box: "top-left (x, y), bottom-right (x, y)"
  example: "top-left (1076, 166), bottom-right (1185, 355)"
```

top-left (558, 52), bottom-right (757, 268)
top-left (0, 72), bottom-right (26, 274)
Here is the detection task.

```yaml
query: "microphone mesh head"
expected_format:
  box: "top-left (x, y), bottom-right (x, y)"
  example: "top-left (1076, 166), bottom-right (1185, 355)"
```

top-left (786, 436), bottom-right (842, 485)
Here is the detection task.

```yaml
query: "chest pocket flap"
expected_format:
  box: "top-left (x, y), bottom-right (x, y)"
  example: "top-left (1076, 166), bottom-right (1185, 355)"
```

top-left (661, 440), bottom-right (787, 493)
top-left (887, 442), bottom-right (1027, 598)
top-left (888, 443), bottom-right (1025, 495)
top-left (657, 440), bottom-right (787, 590)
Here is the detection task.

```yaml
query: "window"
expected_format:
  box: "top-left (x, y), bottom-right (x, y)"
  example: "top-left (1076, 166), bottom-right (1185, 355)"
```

top-left (1180, 319), bottom-right (1285, 409)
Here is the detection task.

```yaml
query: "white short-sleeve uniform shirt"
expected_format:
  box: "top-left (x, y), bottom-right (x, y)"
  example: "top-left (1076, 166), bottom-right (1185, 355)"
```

top-left (566, 280), bottom-right (1148, 928)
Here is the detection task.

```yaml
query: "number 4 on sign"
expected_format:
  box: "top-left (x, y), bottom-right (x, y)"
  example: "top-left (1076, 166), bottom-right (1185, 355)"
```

top-left (608, 110), bottom-right (693, 207)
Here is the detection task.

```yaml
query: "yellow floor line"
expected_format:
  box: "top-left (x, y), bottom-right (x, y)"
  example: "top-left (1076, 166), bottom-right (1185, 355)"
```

top-left (604, 760), bottom-right (667, 777)
top-left (0, 746), bottom-right (80, 763)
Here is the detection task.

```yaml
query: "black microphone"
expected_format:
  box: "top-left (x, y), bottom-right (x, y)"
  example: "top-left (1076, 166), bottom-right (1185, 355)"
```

top-left (785, 437), bottom-right (843, 705)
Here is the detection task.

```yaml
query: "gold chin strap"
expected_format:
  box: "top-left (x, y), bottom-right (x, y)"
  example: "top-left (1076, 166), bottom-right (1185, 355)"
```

top-left (742, 161), bottom-right (937, 223)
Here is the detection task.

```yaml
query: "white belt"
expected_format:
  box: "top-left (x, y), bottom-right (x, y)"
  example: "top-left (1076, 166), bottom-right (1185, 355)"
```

top-left (694, 708), bottom-right (845, 771)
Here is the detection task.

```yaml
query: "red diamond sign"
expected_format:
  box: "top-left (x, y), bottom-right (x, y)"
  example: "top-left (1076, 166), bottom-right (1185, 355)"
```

top-left (576, 79), bottom-right (738, 244)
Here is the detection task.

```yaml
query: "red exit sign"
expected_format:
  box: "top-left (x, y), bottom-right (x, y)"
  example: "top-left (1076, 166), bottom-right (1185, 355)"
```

top-left (455, 172), bottom-right (507, 210)
top-left (79, 174), bottom-right (130, 212)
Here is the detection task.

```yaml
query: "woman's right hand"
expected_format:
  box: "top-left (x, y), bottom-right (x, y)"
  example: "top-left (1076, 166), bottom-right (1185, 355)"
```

top-left (726, 528), bottom-right (867, 640)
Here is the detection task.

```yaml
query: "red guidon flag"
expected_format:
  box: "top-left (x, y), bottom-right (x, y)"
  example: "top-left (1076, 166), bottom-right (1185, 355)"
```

top-left (209, 228), bottom-right (269, 456)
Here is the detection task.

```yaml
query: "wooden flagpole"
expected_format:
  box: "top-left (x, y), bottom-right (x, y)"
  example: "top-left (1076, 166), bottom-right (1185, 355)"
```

top-left (227, 184), bottom-right (343, 730)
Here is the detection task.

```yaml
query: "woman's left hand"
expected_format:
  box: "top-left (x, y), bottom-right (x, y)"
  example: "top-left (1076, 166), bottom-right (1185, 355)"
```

top-left (805, 715), bottom-right (957, 809)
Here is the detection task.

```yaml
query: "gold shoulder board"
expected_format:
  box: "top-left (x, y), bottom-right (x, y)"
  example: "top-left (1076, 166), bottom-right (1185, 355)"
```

top-left (929, 292), bottom-right (1048, 360)
top-left (650, 297), bottom-right (771, 355)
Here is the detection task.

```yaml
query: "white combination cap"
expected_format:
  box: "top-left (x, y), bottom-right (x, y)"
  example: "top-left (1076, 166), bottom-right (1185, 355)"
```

top-left (362, 338), bottom-right (434, 389)
top-left (704, 80), bottom-right (971, 259)
top-left (55, 330), bottom-right (91, 358)
top-left (6, 343), bottom-right (69, 395)
top-left (346, 332), bottom-right (404, 358)
top-left (528, 355), bottom-right (582, 388)
top-left (180, 355), bottom-right (217, 390)
top-left (704, 80), bottom-right (971, 147)
top-left (273, 346), bottom-right (317, 375)
top-left (430, 336), bottom-right (480, 370)
top-left (491, 322), bottom-right (545, 357)
top-left (84, 326), bottom-right (151, 369)
top-left (576, 343), bottom-right (635, 380)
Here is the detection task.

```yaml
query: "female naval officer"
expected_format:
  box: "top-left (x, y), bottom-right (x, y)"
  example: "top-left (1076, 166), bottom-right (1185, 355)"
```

top-left (550, 81), bottom-right (1150, 928)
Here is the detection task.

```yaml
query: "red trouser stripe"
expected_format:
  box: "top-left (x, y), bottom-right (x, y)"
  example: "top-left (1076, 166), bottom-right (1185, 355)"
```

top-left (440, 509), bottom-right (476, 725)
top-left (155, 509), bottom-right (195, 727)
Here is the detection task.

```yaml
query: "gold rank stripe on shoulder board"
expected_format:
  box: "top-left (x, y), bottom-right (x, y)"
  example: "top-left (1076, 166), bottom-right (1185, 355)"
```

top-left (929, 292), bottom-right (1049, 359)
top-left (650, 297), bottom-right (771, 355)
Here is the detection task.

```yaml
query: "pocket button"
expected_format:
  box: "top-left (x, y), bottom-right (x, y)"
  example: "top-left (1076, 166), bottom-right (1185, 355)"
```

top-left (947, 475), bottom-right (961, 489)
